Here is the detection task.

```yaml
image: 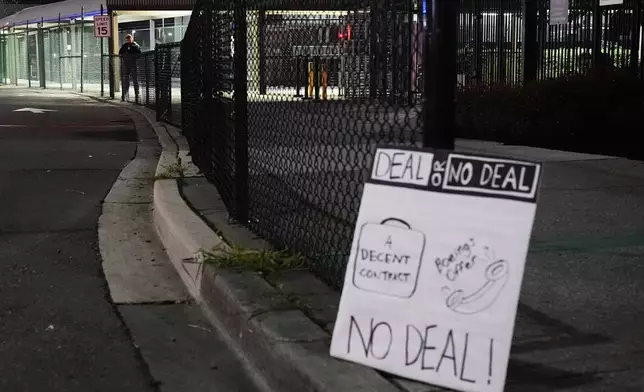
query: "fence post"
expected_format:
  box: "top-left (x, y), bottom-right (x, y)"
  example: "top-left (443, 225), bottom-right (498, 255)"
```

top-left (0, 28), bottom-right (4, 84)
top-left (423, 0), bottom-right (458, 150)
top-left (314, 56), bottom-right (320, 100)
top-left (27, 21), bottom-right (31, 88)
top-left (100, 5), bottom-right (105, 97)
top-left (474, 1), bottom-right (482, 87)
top-left (294, 56), bottom-right (302, 97)
top-left (407, 3), bottom-right (414, 106)
top-left (167, 48), bottom-right (173, 122)
top-left (202, 2), bottom-right (214, 172)
top-left (522, 0), bottom-right (537, 83)
top-left (13, 24), bottom-right (18, 86)
top-left (110, 11), bottom-right (120, 97)
top-left (145, 54), bottom-right (150, 106)
top-left (155, 47), bottom-right (161, 121)
top-left (592, 0), bottom-right (602, 69)
top-left (80, 6), bottom-right (84, 93)
top-left (631, 0), bottom-right (641, 74)
top-left (180, 41), bottom-right (186, 128)
top-left (258, 8), bottom-right (266, 95)
top-left (497, 0), bottom-right (506, 84)
top-left (57, 15), bottom-right (62, 89)
top-left (108, 8), bottom-right (115, 99)
top-left (369, 0), bottom-right (379, 99)
top-left (108, 55), bottom-right (115, 98)
top-left (234, 0), bottom-right (250, 223)
top-left (38, 17), bottom-right (46, 88)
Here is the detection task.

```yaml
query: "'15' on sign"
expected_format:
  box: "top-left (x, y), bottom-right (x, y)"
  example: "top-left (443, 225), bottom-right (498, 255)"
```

top-left (94, 16), bottom-right (111, 38)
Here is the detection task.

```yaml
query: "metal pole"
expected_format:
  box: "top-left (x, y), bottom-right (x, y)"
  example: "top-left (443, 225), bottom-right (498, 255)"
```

top-left (0, 27), bottom-right (4, 84)
top-left (108, 10), bottom-right (115, 99)
top-left (303, 57), bottom-right (311, 99)
top-left (100, 4), bottom-right (105, 97)
top-left (497, 0), bottom-right (506, 84)
top-left (80, 6), bottom-right (84, 93)
top-left (155, 46), bottom-right (160, 120)
top-left (407, 2), bottom-right (414, 106)
top-left (40, 17), bottom-right (45, 88)
top-left (314, 56), bottom-right (320, 100)
top-left (234, 0), bottom-right (249, 223)
top-left (27, 21), bottom-right (31, 88)
top-left (422, 0), bottom-right (458, 150)
top-left (294, 56), bottom-right (302, 97)
top-left (592, 0), bottom-right (602, 69)
top-left (167, 51), bottom-right (172, 120)
top-left (474, 0), bottom-right (482, 87)
top-left (145, 53), bottom-right (150, 106)
top-left (1, 27), bottom-right (4, 84)
top-left (58, 14), bottom-right (62, 90)
top-left (1, 27), bottom-right (5, 84)
top-left (258, 8), bottom-right (266, 95)
top-left (369, 0), bottom-right (379, 99)
top-left (629, 0), bottom-right (641, 74)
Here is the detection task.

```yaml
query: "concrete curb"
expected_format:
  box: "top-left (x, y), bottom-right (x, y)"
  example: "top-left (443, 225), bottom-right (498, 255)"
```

top-left (80, 95), bottom-right (406, 392)
top-left (95, 96), bottom-right (190, 305)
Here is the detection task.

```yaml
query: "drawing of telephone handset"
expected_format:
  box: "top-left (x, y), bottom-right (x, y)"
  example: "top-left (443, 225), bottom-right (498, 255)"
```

top-left (443, 251), bottom-right (510, 315)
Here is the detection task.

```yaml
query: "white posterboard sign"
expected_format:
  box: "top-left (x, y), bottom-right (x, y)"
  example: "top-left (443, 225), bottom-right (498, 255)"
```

top-left (330, 146), bottom-right (542, 392)
top-left (94, 15), bottom-right (111, 38)
top-left (600, 0), bottom-right (623, 5)
top-left (549, 0), bottom-right (569, 25)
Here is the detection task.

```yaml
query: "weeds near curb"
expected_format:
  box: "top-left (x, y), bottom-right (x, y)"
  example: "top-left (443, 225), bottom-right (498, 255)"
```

top-left (154, 162), bottom-right (187, 180)
top-left (200, 244), bottom-right (305, 275)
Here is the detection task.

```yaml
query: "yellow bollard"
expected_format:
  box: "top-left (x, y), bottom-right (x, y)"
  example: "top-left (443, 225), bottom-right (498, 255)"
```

top-left (308, 62), bottom-right (314, 98)
top-left (321, 64), bottom-right (328, 101)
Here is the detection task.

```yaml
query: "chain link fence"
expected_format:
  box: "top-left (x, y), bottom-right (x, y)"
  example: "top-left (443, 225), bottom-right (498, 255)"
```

top-left (181, 0), bottom-right (425, 288)
top-left (157, 42), bottom-right (182, 126)
top-left (0, 32), bottom-right (7, 84)
top-left (106, 44), bottom-right (181, 123)
top-left (0, 20), bottom-right (106, 90)
top-left (118, 51), bottom-right (156, 108)
top-left (1, 0), bottom-right (643, 287)
top-left (181, 2), bottom-right (239, 218)
top-left (178, 0), bottom-right (644, 289)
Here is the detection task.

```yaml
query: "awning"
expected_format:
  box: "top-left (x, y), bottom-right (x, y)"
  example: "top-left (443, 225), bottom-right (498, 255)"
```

top-left (0, 0), bottom-right (105, 28)
top-left (107, 0), bottom-right (196, 11)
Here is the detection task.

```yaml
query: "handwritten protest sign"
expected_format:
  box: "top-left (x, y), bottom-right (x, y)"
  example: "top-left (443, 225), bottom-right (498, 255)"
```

top-left (330, 146), bottom-right (542, 392)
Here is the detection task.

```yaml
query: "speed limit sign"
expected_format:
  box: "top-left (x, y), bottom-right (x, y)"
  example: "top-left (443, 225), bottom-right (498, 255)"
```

top-left (94, 15), bottom-right (111, 37)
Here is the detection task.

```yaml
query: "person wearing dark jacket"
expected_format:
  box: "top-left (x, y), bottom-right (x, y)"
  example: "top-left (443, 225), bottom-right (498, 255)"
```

top-left (118, 34), bottom-right (142, 102)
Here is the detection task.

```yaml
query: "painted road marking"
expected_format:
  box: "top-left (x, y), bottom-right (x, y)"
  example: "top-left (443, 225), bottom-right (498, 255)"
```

top-left (13, 108), bottom-right (57, 114)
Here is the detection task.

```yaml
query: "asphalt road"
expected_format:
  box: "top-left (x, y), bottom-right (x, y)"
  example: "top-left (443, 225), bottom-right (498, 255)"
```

top-left (0, 88), bottom-right (156, 391)
top-left (0, 88), bottom-right (263, 392)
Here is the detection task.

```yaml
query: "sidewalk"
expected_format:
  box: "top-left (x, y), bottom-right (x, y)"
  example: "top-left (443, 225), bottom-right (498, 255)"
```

top-left (81, 93), bottom-right (644, 391)
top-left (182, 140), bottom-right (644, 391)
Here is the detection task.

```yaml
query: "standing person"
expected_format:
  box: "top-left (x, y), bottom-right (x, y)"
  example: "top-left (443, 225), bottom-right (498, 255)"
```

top-left (118, 34), bottom-right (142, 102)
